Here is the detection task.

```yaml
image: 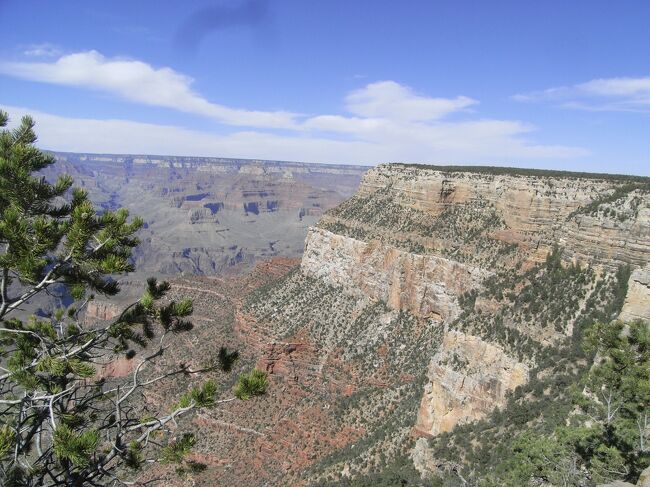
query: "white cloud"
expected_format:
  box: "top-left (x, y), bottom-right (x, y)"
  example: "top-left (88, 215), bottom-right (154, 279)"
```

top-left (513, 76), bottom-right (650, 112)
top-left (0, 52), bottom-right (476, 130)
top-left (577, 77), bottom-right (650, 97)
top-left (302, 82), bottom-right (478, 137)
top-left (22, 43), bottom-right (62, 58)
top-left (0, 51), bottom-right (299, 129)
top-left (344, 81), bottom-right (477, 121)
top-left (1, 105), bottom-right (587, 166)
top-left (0, 50), bottom-right (588, 166)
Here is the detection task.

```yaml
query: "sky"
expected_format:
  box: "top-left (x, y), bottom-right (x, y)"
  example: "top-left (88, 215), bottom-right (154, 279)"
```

top-left (0, 0), bottom-right (649, 175)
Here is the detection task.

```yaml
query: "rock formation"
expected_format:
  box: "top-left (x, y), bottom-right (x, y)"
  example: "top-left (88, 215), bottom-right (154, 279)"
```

top-left (335, 163), bottom-right (650, 268)
top-left (303, 164), bottom-right (650, 443)
top-left (414, 330), bottom-right (529, 437)
top-left (302, 227), bottom-right (487, 321)
top-left (619, 265), bottom-right (650, 322)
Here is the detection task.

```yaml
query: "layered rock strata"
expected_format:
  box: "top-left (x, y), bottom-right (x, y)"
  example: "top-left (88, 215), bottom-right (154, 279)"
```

top-left (303, 163), bottom-right (650, 441)
top-left (302, 227), bottom-right (487, 321)
top-left (348, 164), bottom-right (650, 268)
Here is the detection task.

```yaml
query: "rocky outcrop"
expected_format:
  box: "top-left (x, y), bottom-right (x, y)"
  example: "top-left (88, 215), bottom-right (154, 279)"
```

top-left (619, 265), bottom-right (650, 322)
top-left (414, 330), bottom-right (528, 437)
top-left (257, 341), bottom-right (317, 382)
top-left (638, 466), bottom-right (650, 487)
top-left (301, 227), bottom-right (487, 321)
top-left (98, 357), bottom-right (136, 379)
top-left (84, 300), bottom-right (122, 322)
top-left (354, 164), bottom-right (650, 268)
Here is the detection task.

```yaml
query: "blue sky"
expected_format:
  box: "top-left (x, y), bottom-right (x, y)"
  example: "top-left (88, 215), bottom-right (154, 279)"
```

top-left (1, 0), bottom-right (649, 175)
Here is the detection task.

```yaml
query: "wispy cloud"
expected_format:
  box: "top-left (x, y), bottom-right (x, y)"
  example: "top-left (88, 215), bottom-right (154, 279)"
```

top-left (22, 43), bottom-right (62, 58)
top-left (513, 76), bottom-right (650, 112)
top-left (304, 81), bottom-right (475, 135)
top-left (0, 51), bottom-right (517, 130)
top-left (577, 77), bottom-right (650, 97)
top-left (0, 51), bottom-right (299, 129)
top-left (0, 50), bottom-right (587, 165)
top-left (345, 81), bottom-right (477, 121)
top-left (1, 104), bottom-right (587, 166)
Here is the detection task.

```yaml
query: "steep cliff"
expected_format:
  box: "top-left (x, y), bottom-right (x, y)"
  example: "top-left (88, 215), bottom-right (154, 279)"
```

top-left (301, 165), bottom-right (648, 451)
top-left (414, 330), bottom-right (529, 437)
top-left (619, 265), bottom-right (650, 322)
top-left (319, 164), bottom-right (650, 269)
top-left (294, 164), bottom-right (649, 483)
top-left (302, 227), bottom-right (487, 321)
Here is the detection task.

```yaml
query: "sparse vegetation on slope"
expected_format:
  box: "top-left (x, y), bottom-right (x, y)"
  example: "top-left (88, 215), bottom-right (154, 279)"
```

top-left (246, 270), bottom-right (444, 484)
top-left (568, 184), bottom-right (650, 221)
top-left (320, 186), bottom-right (519, 267)
top-left (420, 263), bottom-right (639, 486)
top-left (451, 247), bottom-right (631, 358)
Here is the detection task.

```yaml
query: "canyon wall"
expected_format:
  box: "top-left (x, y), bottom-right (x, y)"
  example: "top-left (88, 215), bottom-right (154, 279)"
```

top-left (414, 330), bottom-right (529, 437)
top-left (353, 164), bottom-right (650, 268)
top-left (45, 152), bottom-right (366, 279)
top-left (619, 265), bottom-right (650, 322)
top-left (301, 163), bottom-right (650, 443)
top-left (302, 227), bottom-right (487, 321)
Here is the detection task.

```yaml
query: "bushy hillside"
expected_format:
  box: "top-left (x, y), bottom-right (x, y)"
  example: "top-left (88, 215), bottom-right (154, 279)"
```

top-left (295, 253), bottom-right (637, 486)
top-left (244, 271), bottom-right (442, 484)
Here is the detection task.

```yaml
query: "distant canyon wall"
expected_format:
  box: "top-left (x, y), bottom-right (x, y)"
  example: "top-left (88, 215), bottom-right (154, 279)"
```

top-left (46, 152), bottom-right (367, 278)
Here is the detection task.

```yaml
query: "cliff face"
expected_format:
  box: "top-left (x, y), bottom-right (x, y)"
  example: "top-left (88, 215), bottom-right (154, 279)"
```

top-left (619, 265), bottom-right (650, 322)
top-left (301, 224), bottom-right (530, 441)
top-left (325, 164), bottom-right (650, 269)
top-left (302, 227), bottom-right (488, 321)
top-left (414, 330), bottom-right (529, 437)
top-left (295, 163), bottom-right (650, 474)
top-left (84, 301), bottom-right (122, 322)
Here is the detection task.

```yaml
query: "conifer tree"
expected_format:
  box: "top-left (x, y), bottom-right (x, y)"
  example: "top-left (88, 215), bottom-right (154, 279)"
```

top-left (481, 319), bottom-right (649, 486)
top-left (0, 111), bottom-right (268, 485)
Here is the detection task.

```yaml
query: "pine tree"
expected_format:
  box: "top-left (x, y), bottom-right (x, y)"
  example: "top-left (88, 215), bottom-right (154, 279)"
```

top-left (480, 319), bottom-right (649, 486)
top-left (0, 111), bottom-right (268, 485)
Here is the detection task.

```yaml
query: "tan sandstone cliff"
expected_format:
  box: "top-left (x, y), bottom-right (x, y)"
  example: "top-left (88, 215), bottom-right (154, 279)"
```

top-left (619, 265), bottom-right (650, 323)
top-left (302, 164), bottom-right (650, 442)
top-left (302, 227), bottom-right (487, 321)
top-left (355, 164), bottom-right (650, 267)
top-left (414, 330), bottom-right (529, 437)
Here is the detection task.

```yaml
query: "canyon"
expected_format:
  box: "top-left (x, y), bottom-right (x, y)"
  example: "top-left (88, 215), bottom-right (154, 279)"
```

top-left (103, 162), bottom-right (649, 486)
top-left (47, 152), bottom-right (366, 281)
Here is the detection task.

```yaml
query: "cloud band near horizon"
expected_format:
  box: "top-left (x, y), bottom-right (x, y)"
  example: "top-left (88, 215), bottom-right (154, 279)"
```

top-left (0, 50), bottom-right (589, 166)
